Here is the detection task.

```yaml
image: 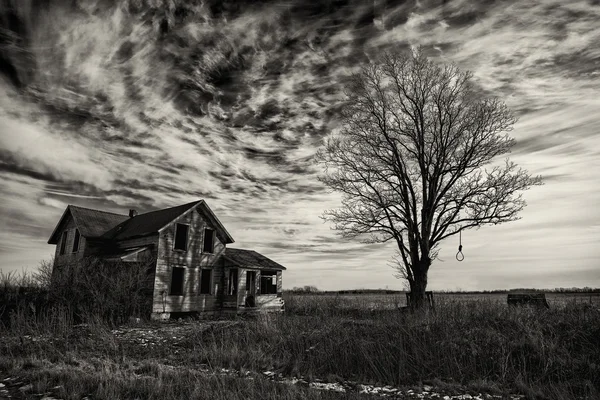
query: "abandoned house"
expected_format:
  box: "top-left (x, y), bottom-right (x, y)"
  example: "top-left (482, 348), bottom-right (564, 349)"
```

top-left (47, 200), bottom-right (286, 319)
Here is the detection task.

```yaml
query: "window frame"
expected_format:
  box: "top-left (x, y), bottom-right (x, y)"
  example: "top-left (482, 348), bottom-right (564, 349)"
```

top-left (259, 271), bottom-right (278, 295)
top-left (173, 223), bottom-right (190, 252)
top-left (170, 267), bottom-right (185, 296)
top-left (228, 268), bottom-right (238, 296)
top-left (202, 228), bottom-right (215, 254)
top-left (59, 231), bottom-right (68, 255)
top-left (72, 229), bottom-right (80, 253)
top-left (199, 269), bottom-right (212, 295)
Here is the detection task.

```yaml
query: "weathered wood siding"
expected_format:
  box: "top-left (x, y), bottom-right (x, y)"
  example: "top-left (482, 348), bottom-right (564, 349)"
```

top-left (277, 270), bottom-right (283, 296)
top-left (53, 215), bottom-right (86, 266)
top-left (152, 208), bottom-right (225, 313)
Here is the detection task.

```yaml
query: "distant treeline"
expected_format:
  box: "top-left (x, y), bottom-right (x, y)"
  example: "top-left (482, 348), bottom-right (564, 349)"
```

top-left (286, 287), bottom-right (600, 295)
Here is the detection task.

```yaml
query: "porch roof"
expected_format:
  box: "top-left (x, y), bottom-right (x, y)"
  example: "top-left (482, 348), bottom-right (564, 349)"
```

top-left (222, 248), bottom-right (286, 271)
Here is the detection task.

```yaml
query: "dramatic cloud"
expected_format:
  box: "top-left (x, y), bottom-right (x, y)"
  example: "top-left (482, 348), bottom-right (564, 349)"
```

top-left (0, 0), bottom-right (599, 290)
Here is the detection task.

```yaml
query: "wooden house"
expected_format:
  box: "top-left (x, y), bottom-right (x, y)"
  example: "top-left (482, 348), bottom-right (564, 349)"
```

top-left (47, 200), bottom-right (286, 319)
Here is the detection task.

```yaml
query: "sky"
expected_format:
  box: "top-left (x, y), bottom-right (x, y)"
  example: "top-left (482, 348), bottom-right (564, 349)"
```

top-left (0, 0), bottom-right (599, 291)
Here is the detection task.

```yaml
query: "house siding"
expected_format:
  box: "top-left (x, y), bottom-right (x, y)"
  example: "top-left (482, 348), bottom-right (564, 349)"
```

top-left (53, 215), bottom-right (86, 266)
top-left (152, 208), bottom-right (225, 314)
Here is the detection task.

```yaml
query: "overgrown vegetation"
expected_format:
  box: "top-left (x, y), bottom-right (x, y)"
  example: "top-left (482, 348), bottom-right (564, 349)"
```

top-left (0, 257), bottom-right (153, 328)
top-left (1, 264), bottom-right (599, 399)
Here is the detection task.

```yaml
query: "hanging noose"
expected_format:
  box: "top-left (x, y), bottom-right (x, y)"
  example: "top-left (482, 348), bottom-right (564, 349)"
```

top-left (456, 230), bottom-right (464, 261)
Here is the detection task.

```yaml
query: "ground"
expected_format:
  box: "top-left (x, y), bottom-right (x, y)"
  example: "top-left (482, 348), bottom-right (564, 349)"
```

top-left (1, 320), bottom-right (525, 400)
top-left (1, 293), bottom-right (599, 399)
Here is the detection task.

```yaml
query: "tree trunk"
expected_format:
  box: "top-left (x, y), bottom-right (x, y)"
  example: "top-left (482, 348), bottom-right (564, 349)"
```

top-left (409, 258), bottom-right (431, 310)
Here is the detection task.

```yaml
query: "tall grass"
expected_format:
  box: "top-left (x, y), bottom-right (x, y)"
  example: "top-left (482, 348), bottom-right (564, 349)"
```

top-left (0, 357), bottom-right (372, 400)
top-left (2, 267), bottom-right (599, 399)
top-left (177, 296), bottom-right (599, 399)
top-left (0, 257), bottom-right (153, 329)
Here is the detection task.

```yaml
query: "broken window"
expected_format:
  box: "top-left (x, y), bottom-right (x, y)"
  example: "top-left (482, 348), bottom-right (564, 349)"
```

top-left (203, 228), bottom-right (214, 253)
top-left (228, 268), bottom-right (238, 295)
top-left (174, 224), bottom-right (189, 251)
top-left (59, 231), bottom-right (68, 255)
top-left (260, 271), bottom-right (278, 294)
top-left (246, 271), bottom-right (256, 291)
top-left (72, 229), bottom-right (80, 253)
top-left (170, 267), bottom-right (184, 295)
top-left (200, 269), bottom-right (211, 294)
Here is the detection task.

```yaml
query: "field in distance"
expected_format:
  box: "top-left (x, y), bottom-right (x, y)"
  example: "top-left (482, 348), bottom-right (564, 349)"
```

top-left (283, 291), bottom-right (600, 310)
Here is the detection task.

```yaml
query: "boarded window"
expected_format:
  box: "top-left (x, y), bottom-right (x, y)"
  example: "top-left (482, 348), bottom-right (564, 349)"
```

top-left (228, 268), bottom-right (238, 295)
top-left (170, 267), bottom-right (184, 295)
top-left (203, 228), bottom-right (214, 253)
top-left (174, 224), bottom-right (189, 251)
top-left (59, 231), bottom-right (68, 255)
top-left (72, 229), bottom-right (80, 253)
top-left (260, 271), bottom-right (278, 294)
top-left (200, 269), bottom-right (212, 294)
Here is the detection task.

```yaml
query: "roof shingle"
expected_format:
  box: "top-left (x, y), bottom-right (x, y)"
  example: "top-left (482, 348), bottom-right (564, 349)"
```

top-left (48, 206), bottom-right (130, 243)
top-left (104, 200), bottom-right (201, 240)
top-left (222, 248), bottom-right (286, 270)
top-left (48, 200), bottom-right (235, 245)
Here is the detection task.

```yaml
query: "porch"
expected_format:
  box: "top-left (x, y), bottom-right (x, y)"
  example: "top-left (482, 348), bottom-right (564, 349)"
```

top-left (222, 267), bottom-right (285, 313)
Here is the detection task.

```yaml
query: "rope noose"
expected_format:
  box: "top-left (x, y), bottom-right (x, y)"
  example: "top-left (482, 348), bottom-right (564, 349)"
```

top-left (456, 230), bottom-right (464, 261)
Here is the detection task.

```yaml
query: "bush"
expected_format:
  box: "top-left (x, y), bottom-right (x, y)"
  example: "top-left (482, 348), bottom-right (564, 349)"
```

top-left (49, 257), bottom-right (154, 324)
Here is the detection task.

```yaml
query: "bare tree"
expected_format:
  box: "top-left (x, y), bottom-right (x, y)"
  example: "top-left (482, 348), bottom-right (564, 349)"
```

top-left (316, 48), bottom-right (543, 308)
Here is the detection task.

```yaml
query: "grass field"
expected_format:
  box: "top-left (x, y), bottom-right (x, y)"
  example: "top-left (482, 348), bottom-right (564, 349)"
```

top-left (284, 292), bottom-right (600, 311)
top-left (1, 291), bottom-right (599, 399)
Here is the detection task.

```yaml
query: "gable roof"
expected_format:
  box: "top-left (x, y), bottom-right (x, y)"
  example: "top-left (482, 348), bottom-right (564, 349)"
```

top-left (48, 200), bottom-right (235, 245)
top-left (48, 206), bottom-right (129, 244)
top-left (103, 200), bottom-right (234, 244)
top-left (103, 200), bottom-right (201, 240)
top-left (222, 248), bottom-right (286, 270)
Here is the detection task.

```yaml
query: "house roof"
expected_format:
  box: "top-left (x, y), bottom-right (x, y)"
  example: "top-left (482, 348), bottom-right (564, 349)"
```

top-left (48, 200), bottom-right (235, 245)
top-left (103, 200), bottom-right (200, 240)
top-left (103, 200), bottom-right (234, 244)
top-left (222, 248), bottom-right (286, 270)
top-left (48, 206), bottom-right (129, 244)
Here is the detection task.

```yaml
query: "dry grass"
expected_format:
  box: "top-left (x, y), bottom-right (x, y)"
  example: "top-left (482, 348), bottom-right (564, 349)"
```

top-left (2, 269), bottom-right (599, 399)
top-left (0, 357), bottom-right (372, 400)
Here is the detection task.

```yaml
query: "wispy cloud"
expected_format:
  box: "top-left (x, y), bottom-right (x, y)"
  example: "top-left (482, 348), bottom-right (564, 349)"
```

top-left (0, 0), bottom-right (598, 290)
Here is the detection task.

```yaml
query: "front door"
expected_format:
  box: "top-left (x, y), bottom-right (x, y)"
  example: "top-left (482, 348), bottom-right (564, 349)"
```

top-left (245, 271), bottom-right (256, 307)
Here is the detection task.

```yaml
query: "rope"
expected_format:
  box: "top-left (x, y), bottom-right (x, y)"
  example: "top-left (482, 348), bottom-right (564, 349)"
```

top-left (456, 230), bottom-right (464, 261)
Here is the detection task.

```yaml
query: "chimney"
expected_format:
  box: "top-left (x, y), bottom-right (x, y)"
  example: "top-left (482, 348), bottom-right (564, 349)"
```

top-left (129, 209), bottom-right (138, 218)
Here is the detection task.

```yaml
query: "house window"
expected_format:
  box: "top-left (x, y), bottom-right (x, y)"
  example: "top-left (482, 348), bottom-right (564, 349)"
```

top-left (72, 229), bottom-right (80, 253)
top-left (260, 271), bottom-right (278, 295)
top-left (246, 271), bottom-right (256, 291)
top-left (174, 224), bottom-right (189, 251)
top-left (200, 269), bottom-right (212, 294)
top-left (203, 228), bottom-right (214, 253)
top-left (59, 231), bottom-right (68, 255)
top-left (170, 267), bottom-right (184, 295)
top-left (228, 268), bottom-right (238, 295)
